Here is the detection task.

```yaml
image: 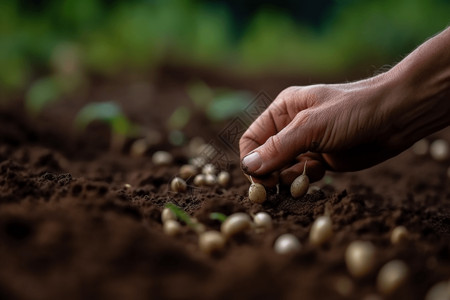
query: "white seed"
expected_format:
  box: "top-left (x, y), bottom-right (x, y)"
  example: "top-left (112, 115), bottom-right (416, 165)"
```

top-left (161, 207), bottom-right (176, 223)
top-left (430, 139), bottom-right (449, 161)
top-left (248, 182), bottom-right (266, 204)
top-left (377, 260), bottom-right (409, 295)
top-left (390, 226), bottom-right (408, 245)
top-left (309, 216), bottom-right (333, 246)
top-left (411, 139), bottom-right (429, 156)
top-left (163, 220), bottom-right (181, 236)
top-left (202, 163), bottom-right (217, 175)
top-left (179, 164), bottom-right (197, 180)
top-left (123, 183), bottom-right (132, 189)
top-left (274, 233), bottom-right (301, 254)
top-left (198, 230), bottom-right (226, 254)
top-left (221, 212), bottom-right (252, 239)
top-left (425, 280), bottom-right (450, 300)
top-left (253, 212), bottom-right (272, 229)
top-left (291, 162), bottom-right (310, 198)
top-left (170, 177), bottom-right (187, 192)
top-left (152, 151), bottom-right (173, 166)
top-left (130, 139), bottom-right (149, 157)
top-left (345, 240), bottom-right (376, 278)
top-left (193, 174), bottom-right (206, 186)
top-left (205, 174), bottom-right (217, 186)
top-left (217, 171), bottom-right (230, 187)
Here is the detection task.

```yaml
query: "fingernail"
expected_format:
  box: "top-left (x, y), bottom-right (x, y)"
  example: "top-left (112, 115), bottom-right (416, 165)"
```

top-left (242, 152), bottom-right (262, 173)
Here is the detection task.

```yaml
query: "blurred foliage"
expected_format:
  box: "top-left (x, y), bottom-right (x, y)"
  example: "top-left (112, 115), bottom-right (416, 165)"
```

top-left (1, 0), bottom-right (450, 96)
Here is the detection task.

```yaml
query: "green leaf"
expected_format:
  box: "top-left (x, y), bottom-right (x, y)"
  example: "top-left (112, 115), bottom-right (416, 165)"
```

top-left (207, 91), bottom-right (252, 121)
top-left (165, 203), bottom-right (194, 227)
top-left (25, 77), bottom-right (63, 115)
top-left (209, 212), bottom-right (227, 223)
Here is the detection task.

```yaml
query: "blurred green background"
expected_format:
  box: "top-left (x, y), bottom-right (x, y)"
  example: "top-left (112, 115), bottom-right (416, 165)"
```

top-left (1, 0), bottom-right (450, 95)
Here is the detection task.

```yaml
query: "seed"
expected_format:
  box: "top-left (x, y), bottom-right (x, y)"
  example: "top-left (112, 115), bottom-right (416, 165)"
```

top-left (198, 230), bottom-right (226, 254)
top-left (170, 177), bottom-right (187, 192)
top-left (179, 164), bottom-right (197, 180)
top-left (425, 280), bottom-right (450, 300)
top-left (130, 138), bottom-right (149, 157)
top-left (205, 174), bottom-right (217, 186)
top-left (161, 207), bottom-right (176, 223)
top-left (274, 233), bottom-right (301, 254)
top-left (390, 226), bottom-right (408, 245)
top-left (163, 220), bottom-right (181, 236)
top-left (221, 212), bottom-right (252, 239)
top-left (291, 162), bottom-right (310, 198)
top-left (152, 151), bottom-right (173, 166)
top-left (248, 177), bottom-right (266, 203)
top-left (217, 171), bottom-right (230, 187)
top-left (309, 215), bottom-right (333, 246)
top-left (189, 156), bottom-right (207, 168)
top-left (193, 174), bottom-right (206, 186)
top-left (202, 163), bottom-right (217, 175)
top-left (411, 139), bottom-right (429, 156)
top-left (377, 260), bottom-right (409, 295)
top-left (430, 139), bottom-right (449, 161)
top-left (253, 212), bottom-right (272, 229)
top-left (345, 240), bottom-right (376, 278)
top-left (123, 183), bottom-right (132, 189)
top-left (333, 276), bottom-right (354, 297)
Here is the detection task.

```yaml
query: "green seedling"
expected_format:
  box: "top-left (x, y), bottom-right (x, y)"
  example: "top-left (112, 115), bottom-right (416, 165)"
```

top-left (209, 212), bottom-right (227, 223)
top-left (25, 77), bottom-right (64, 115)
top-left (165, 203), bottom-right (205, 233)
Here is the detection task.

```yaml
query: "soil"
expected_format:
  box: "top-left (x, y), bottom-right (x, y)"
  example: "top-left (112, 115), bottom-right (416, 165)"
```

top-left (0, 67), bottom-right (449, 300)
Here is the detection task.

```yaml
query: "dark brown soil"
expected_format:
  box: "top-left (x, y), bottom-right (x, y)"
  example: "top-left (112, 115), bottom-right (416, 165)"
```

top-left (0, 68), bottom-right (449, 300)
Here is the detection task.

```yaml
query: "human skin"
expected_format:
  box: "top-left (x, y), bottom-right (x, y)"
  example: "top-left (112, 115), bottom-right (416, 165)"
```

top-left (240, 27), bottom-right (450, 187)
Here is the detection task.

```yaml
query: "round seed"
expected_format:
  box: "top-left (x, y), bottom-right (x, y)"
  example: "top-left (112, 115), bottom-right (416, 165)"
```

top-left (193, 174), bottom-right (206, 186)
top-left (123, 183), bottom-right (132, 189)
top-left (425, 280), bottom-right (450, 300)
top-left (198, 230), bottom-right (226, 254)
top-left (253, 212), bottom-right (272, 230)
top-left (345, 240), bottom-right (376, 278)
top-left (291, 162), bottom-right (310, 198)
top-left (217, 171), bottom-right (230, 187)
top-left (205, 174), bottom-right (217, 186)
top-left (248, 182), bottom-right (266, 204)
top-left (170, 177), bottom-right (187, 192)
top-left (411, 139), bottom-right (429, 156)
top-left (377, 260), bottom-right (409, 295)
top-left (161, 207), bottom-right (176, 223)
top-left (221, 212), bottom-right (252, 239)
top-left (202, 163), bottom-right (217, 175)
top-left (430, 139), bottom-right (449, 161)
top-left (152, 151), bottom-right (173, 166)
top-left (163, 220), bottom-right (181, 236)
top-left (274, 233), bottom-right (301, 254)
top-left (179, 164), bottom-right (197, 180)
top-left (309, 216), bottom-right (333, 246)
top-left (390, 226), bottom-right (408, 245)
top-left (130, 138), bottom-right (149, 157)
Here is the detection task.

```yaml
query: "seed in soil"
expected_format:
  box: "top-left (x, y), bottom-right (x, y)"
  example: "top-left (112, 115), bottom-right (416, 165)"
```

top-left (205, 174), bottom-right (217, 186)
top-left (345, 240), bottom-right (376, 278)
top-left (193, 174), bottom-right (206, 186)
top-left (221, 212), bottom-right (252, 239)
top-left (179, 164), bottom-right (198, 180)
top-left (274, 233), bottom-right (301, 254)
top-left (202, 163), bottom-right (217, 175)
top-left (161, 207), bottom-right (176, 223)
top-left (309, 215), bottom-right (333, 246)
top-left (170, 177), bottom-right (187, 192)
top-left (198, 230), bottom-right (226, 254)
top-left (291, 162), bottom-right (310, 198)
top-left (217, 171), bottom-right (230, 187)
top-left (411, 139), bottom-right (429, 156)
top-left (425, 280), bottom-right (450, 300)
top-left (123, 183), bottom-right (132, 189)
top-left (307, 185), bottom-right (321, 195)
top-left (429, 139), bottom-right (449, 161)
top-left (253, 212), bottom-right (272, 230)
top-left (248, 177), bottom-right (266, 204)
top-left (376, 260), bottom-right (409, 295)
top-left (390, 226), bottom-right (408, 245)
top-left (152, 151), bottom-right (173, 166)
top-left (130, 138), bottom-right (149, 157)
top-left (163, 220), bottom-right (181, 236)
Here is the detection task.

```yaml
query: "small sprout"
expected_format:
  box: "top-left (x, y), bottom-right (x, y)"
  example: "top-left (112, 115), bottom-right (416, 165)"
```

top-left (193, 174), bottom-right (206, 186)
top-left (376, 260), bottom-right (409, 295)
top-left (130, 138), bottom-right (149, 157)
top-left (430, 139), bottom-right (449, 161)
top-left (253, 212), bottom-right (272, 230)
top-left (248, 177), bottom-right (266, 204)
top-left (163, 220), bottom-right (181, 236)
top-left (152, 151), bottom-right (173, 166)
top-left (390, 226), bottom-right (408, 245)
top-left (210, 212), bottom-right (227, 223)
top-left (276, 184), bottom-right (280, 194)
top-left (165, 203), bottom-right (204, 233)
top-left (123, 183), bottom-right (132, 189)
top-left (291, 162), bottom-right (310, 198)
top-left (202, 163), bottom-right (217, 175)
top-left (170, 177), bottom-right (187, 192)
top-left (221, 212), bottom-right (252, 239)
top-left (345, 240), bottom-right (376, 278)
top-left (217, 171), bottom-right (230, 187)
top-left (309, 216), bottom-right (333, 246)
top-left (274, 233), bottom-right (301, 254)
top-left (425, 280), bottom-right (450, 300)
top-left (411, 139), bottom-right (429, 156)
top-left (179, 164), bottom-right (198, 180)
top-left (161, 207), bottom-right (176, 223)
top-left (205, 174), bottom-right (217, 186)
top-left (198, 230), bottom-right (226, 254)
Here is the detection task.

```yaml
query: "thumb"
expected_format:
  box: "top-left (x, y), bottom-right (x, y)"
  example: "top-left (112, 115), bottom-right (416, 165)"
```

top-left (241, 116), bottom-right (312, 176)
